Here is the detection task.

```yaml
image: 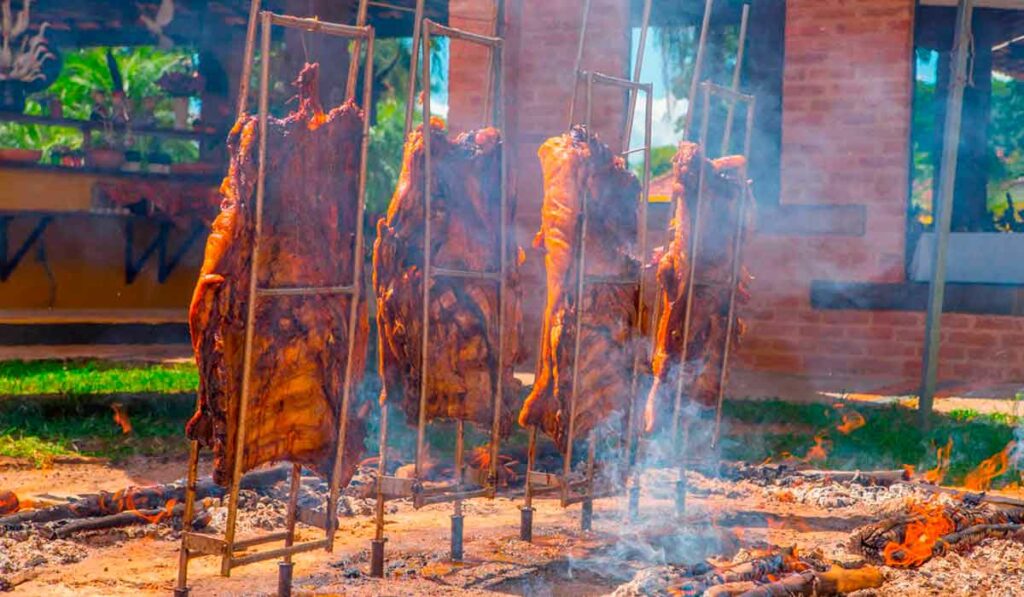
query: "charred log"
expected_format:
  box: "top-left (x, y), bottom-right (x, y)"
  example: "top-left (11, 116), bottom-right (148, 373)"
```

top-left (0, 465), bottom-right (288, 528)
top-left (734, 565), bottom-right (883, 597)
top-left (46, 500), bottom-right (214, 539)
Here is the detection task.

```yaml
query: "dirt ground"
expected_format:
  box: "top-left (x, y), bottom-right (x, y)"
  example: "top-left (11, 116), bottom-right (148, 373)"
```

top-left (5, 455), bottom-right (1024, 596)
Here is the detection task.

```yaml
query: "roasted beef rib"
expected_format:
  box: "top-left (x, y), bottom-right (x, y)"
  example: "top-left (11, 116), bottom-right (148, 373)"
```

top-left (518, 126), bottom-right (642, 452)
top-left (373, 119), bottom-right (523, 435)
top-left (187, 63), bottom-right (369, 487)
top-left (644, 142), bottom-right (749, 433)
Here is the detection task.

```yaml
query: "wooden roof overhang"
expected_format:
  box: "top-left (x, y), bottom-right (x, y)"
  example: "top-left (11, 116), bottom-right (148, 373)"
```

top-left (25, 0), bottom-right (448, 47)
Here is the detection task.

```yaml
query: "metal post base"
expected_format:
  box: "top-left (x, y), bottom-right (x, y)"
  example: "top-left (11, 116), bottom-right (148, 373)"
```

top-left (173, 588), bottom-right (190, 597)
top-left (519, 507), bottom-right (534, 542)
top-left (581, 500), bottom-right (593, 531)
top-left (370, 539), bottom-right (386, 578)
top-left (450, 515), bottom-right (464, 562)
top-left (675, 478), bottom-right (687, 518)
top-left (628, 485), bottom-right (640, 521)
top-left (277, 561), bottom-right (294, 597)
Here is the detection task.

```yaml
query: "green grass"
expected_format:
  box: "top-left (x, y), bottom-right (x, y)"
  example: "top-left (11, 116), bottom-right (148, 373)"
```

top-left (0, 395), bottom-right (193, 466)
top-left (0, 360), bottom-right (199, 395)
top-left (718, 399), bottom-right (1021, 487)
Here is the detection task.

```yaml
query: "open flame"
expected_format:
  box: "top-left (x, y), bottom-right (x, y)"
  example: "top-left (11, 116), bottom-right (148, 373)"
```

top-left (836, 410), bottom-right (866, 435)
top-left (923, 438), bottom-right (953, 484)
top-left (881, 500), bottom-right (955, 568)
top-left (963, 441), bottom-right (1015, 492)
top-left (111, 403), bottom-right (133, 434)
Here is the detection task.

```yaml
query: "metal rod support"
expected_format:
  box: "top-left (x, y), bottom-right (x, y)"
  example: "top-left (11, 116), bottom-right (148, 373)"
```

top-left (235, 0), bottom-right (261, 118)
top-left (222, 12), bottom-right (273, 578)
top-left (567, 0), bottom-right (593, 125)
top-left (425, 19), bottom-right (503, 47)
top-left (683, 0), bottom-right (715, 138)
top-left (519, 507), bottom-right (534, 542)
top-left (919, 0), bottom-right (974, 426)
top-left (268, 13), bottom-right (372, 37)
top-left (720, 4), bottom-right (750, 156)
top-left (623, 0), bottom-right (652, 149)
top-left (403, 0), bottom-right (426, 135)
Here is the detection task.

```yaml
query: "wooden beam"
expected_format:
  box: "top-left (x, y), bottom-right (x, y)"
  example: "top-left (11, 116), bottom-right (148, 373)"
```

top-left (920, 0), bottom-right (974, 424)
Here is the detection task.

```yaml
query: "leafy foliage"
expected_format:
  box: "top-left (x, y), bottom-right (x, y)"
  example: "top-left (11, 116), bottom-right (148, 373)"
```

top-left (0, 46), bottom-right (198, 161)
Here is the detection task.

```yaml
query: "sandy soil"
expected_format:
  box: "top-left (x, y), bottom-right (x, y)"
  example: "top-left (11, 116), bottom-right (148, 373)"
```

top-left (3, 457), bottom-right (1024, 596)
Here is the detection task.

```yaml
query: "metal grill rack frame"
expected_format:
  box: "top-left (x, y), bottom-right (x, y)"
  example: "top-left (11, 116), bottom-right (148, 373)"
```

top-left (174, 5), bottom-right (375, 596)
top-left (631, 80), bottom-right (756, 523)
top-left (518, 0), bottom-right (655, 542)
top-left (369, 14), bottom-right (509, 579)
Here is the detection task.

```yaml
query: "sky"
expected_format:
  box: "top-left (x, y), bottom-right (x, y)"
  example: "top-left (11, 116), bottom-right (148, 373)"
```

top-left (628, 27), bottom-right (686, 152)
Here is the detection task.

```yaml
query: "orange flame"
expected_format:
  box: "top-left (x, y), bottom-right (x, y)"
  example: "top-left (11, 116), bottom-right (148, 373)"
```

top-left (963, 441), bottom-right (1015, 492)
top-left (111, 403), bottom-right (133, 434)
top-left (468, 445), bottom-right (491, 470)
top-left (923, 438), bottom-right (953, 485)
top-left (803, 432), bottom-right (831, 463)
top-left (882, 500), bottom-right (954, 568)
top-left (836, 410), bottom-right (866, 435)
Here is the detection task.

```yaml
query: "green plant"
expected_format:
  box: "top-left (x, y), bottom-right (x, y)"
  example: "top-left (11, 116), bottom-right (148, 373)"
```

top-left (0, 46), bottom-right (199, 162)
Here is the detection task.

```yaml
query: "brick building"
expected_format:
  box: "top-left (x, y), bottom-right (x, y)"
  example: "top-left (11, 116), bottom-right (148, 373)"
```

top-left (448, 0), bottom-right (1024, 391)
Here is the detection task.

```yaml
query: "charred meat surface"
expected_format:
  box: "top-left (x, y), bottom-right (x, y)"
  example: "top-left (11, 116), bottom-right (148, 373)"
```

top-left (519, 126), bottom-right (641, 452)
top-left (187, 63), bottom-right (369, 487)
top-left (644, 142), bottom-right (749, 432)
top-left (373, 119), bottom-right (524, 434)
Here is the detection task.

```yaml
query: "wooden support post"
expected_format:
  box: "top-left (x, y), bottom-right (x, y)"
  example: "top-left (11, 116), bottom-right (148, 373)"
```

top-left (919, 0), bottom-right (974, 426)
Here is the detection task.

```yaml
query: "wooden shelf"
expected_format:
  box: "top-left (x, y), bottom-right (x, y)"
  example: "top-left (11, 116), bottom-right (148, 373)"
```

top-left (0, 158), bottom-right (222, 184)
top-left (0, 111), bottom-right (223, 142)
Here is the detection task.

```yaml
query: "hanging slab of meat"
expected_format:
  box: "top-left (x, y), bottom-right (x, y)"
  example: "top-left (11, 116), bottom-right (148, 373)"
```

top-left (644, 142), bottom-right (749, 433)
top-left (519, 126), bottom-right (641, 452)
top-left (373, 119), bottom-right (524, 434)
top-left (187, 63), bottom-right (369, 487)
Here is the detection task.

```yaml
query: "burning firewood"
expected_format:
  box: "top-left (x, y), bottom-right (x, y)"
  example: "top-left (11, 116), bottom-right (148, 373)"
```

top-left (0, 465), bottom-right (288, 528)
top-left (732, 565), bottom-right (883, 596)
top-left (0, 490), bottom-right (17, 515)
top-left (852, 499), bottom-right (1024, 567)
top-left (46, 498), bottom-right (215, 539)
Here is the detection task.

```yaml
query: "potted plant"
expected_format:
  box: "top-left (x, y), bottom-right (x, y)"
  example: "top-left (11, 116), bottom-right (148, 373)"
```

top-left (87, 129), bottom-right (125, 170)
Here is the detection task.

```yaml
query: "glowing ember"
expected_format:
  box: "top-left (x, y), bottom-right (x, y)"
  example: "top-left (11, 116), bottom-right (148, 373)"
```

top-left (882, 500), bottom-right (955, 568)
top-left (923, 438), bottom-right (952, 485)
top-left (111, 403), bottom-right (133, 434)
top-left (963, 441), bottom-right (1015, 492)
top-left (836, 410), bottom-right (866, 435)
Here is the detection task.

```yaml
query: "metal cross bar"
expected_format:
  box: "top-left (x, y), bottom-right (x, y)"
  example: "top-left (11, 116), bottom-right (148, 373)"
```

top-left (372, 12), bottom-right (507, 578)
top-left (255, 285), bottom-right (356, 297)
top-left (175, 4), bottom-right (375, 594)
top-left (368, 0), bottom-right (418, 13)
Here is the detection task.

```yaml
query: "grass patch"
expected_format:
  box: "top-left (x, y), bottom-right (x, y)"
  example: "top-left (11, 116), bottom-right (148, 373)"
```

top-left (718, 399), bottom-right (1022, 487)
top-left (0, 360), bottom-right (198, 395)
top-left (0, 395), bottom-right (193, 466)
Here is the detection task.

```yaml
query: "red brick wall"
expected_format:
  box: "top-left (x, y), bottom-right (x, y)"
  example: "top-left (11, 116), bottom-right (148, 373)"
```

top-left (447, 0), bottom-right (1020, 387)
top-left (449, 0), bottom-right (631, 354)
top-left (739, 0), bottom-right (1024, 385)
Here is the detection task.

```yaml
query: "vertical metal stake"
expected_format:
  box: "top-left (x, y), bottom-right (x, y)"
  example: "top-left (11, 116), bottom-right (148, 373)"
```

top-left (370, 403), bottom-right (390, 578)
